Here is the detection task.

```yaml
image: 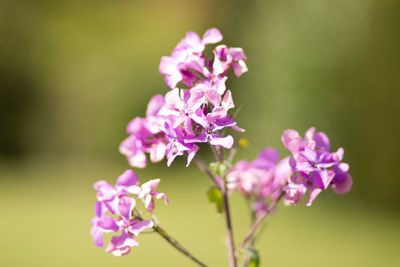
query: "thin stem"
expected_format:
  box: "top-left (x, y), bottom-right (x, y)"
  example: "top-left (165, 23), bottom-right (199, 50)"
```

top-left (153, 224), bottom-right (209, 267)
top-left (211, 146), bottom-right (224, 163)
top-left (236, 192), bottom-right (285, 254)
top-left (212, 145), bottom-right (236, 267)
top-left (194, 148), bottom-right (237, 267)
top-left (243, 199), bottom-right (256, 267)
top-left (221, 182), bottom-right (237, 267)
top-left (194, 156), bottom-right (219, 189)
top-left (227, 147), bottom-right (237, 164)
top-left (132, 211), bottom-right (208, 267)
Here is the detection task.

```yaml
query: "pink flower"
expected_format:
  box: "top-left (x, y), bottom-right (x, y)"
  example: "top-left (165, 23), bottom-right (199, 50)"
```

top-left (226, 147), bottom-right (291, 215)
top-left (281, 127), bottom-right (352, 206)
top-left (120, 95), bottom-right (168, 168)
top-left (94, 169), bottom-right (141, 214)
top-left (159, 28), bottom-right (223, 88)
top-left (91, 171), bottom-right (165, 255)
top-left (138, 179), bottom-right (169, 212)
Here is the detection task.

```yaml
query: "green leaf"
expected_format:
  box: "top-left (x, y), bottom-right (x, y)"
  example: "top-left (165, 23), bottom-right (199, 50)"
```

top-left (246, 248), bottom-right (260, 267)
top-left (209, 162), bottom-right (228, 177)
top-left (207, 186), bottom-right (223, 214)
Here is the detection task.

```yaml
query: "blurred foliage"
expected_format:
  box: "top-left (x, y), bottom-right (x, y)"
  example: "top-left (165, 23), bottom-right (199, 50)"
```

top-left (1, 0), bottom-right (400, 266)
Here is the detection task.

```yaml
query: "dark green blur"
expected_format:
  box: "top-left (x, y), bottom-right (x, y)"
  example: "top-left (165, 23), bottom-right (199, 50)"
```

top-left (1, 0), bottom-right (399, 266)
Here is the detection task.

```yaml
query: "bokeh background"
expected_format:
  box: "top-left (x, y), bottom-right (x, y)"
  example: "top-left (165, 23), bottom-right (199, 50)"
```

top-left (1, 0), bottom-right (399, 266)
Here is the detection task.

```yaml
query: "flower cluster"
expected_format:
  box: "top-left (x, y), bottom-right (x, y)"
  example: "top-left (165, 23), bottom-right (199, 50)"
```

top-left (90, 170), bottom-right (168, 256)
top-left (91, 28), bottom-right (354, 265)
top-left (120, 28), bottom-right (247, 168)
top-left (282, 127), bottom-right (353, 206)
top-left (226, 148), bottom-right (292, 216)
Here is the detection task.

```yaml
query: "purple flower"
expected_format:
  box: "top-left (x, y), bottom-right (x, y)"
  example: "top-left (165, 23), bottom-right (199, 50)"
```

top-left (138, 179), bottom-right (169, 212)
top-left (91, 176), bottom-right (155, 256)
top-left (282, 176), bottom-right (308, 206)
top-left (162, 122), bottom-right (199, 167)
top-left (185, 95), bottom-right (244, 149)
top-left (226, 147), bottom-right (291, 215)
top-left (159, 28), bottom-right (223, 88)
top-left (120, 95), bottom-right (168, 168)
top-left (281, 127), bottom-right (352, 206)
top-left (158, 88), bottom-right (201, 132)
top-left (331, 163), bottom-right (353, 194)
top-left (99, 196), bottom-right (153, 256)
top-left (91, 216), bottom-right (105, 247)
top-left (214, 45), bottom-right (248, 77)
top-left (190, 84), bottom-right (222, 107)
top-left (94, 170), bottom-right (141, 214)
top-left (186, 107), bottom-right (234, 149)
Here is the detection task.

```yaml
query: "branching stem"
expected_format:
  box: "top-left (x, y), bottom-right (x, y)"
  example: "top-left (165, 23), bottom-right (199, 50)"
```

top-left (236, 192), bottom-right (285, 254)
top-left (153, 224), bottom-right (209, 267)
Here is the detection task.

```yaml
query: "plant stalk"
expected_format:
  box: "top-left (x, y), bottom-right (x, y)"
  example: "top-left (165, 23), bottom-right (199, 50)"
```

top-left (221, 181), bottom-right (237, 267)
top-left (153, 224), bottom-right (209, 267)
top-left (236, 192), bottom-right (285, 254)
top-left (194, 156), bottom-right (220, 189)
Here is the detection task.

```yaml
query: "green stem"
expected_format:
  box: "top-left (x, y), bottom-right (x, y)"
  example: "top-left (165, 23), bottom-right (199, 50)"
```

top-left (153, 224), bottom-right (209, 267)
top-left (236, 192), bottom-right (285, 254)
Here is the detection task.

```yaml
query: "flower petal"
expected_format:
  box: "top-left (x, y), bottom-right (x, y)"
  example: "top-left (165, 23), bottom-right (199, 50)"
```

top-left (282, 129), bottom-right (304, 153)
top-left (98, 215), bottom-right (120, 232)
top-left (314, 132), bottom-right (330, 151)
top-left (202, 28), bottom-right (223, 44)
top-left (116, 169), bottom-right (139, 188)
top-left (118, 196), bottom-right (136, 221)
top-left (129, 220), bottom-right (154, 236)
top-left (305, 186), bottom-right (322, 206)
top-left (209, 135), bottom-right (234, 149)
top-left (146, 94), bottom-right (165, 117)
top-left (106, 231), bottom-right (139, 256)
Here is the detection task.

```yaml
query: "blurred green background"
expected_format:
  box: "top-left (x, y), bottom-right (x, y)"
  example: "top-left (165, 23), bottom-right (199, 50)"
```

top-left (1, 0), bottom-right (399, 266)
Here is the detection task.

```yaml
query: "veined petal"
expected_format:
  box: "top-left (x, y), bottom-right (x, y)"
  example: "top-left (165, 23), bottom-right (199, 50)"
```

top-left (94, 181), bottom-right (117, 202)
top-left (167, 150), bottom-right (183, 167)
top-left (144, 194), bottom-right (154, 211)
top-left (232, 60), bottom-right (248, 77)
top-left (129, 220), bottom-right (154, 236)
top-left (106, 231), bottom-right (139, 256)
top-left (209, 134), bottom-right (234, 149)
top-left (149, 142), bottom-right (167, 163)
top-left (155, 192), bottom-right (169, 205)
top-left (332, 173), bottom-right (353, 194)
top-left (190, 108), bottom-right (209, 129)
top-left (186, 144), bottom-right (199, 167)
top-left (305, 186), bottom-right (322, 206)
top-left (332, 163), bottom-right (353, 194)
top-left (139, 179), bottom-right (160, 198)
top-left (146, 94), bottom-right (165, 117)
top-left (94, 201), bottom-right (106, 218)
top-left (202, 28), bottom-right (223, 44)
top-left (301, 147), bottom-right (317, 163)
top-left (165, 71), bottom-right (182, 89)
top-left (221, 90), bottom-right (234, 110)
top-left (184, 32), bottom-right (204, 53)
top-left (314, 132), bottom-right (330, 151)
top-left (185, 133), bottom-right (208, 144)
top-left (231, 125), bottom-right (245, 132)
top-left (116, 169), bottom-right (139, 188)
top-left (212, 51), bottom-right (225, 76)
top-left (159, 56), bottom-right (175, 75)
top-left (257, 147), bottom-right (279, 164)
top-left (91, 217), bottom-right (104, 247)
top-left (98, 215), bottom-right (120, 232)
top-left (282, 129), bottom-right (305, 153)
top-left (118, 196), bottom-right (136, 221)
top-left (229, 47), bottom-right (247, 61)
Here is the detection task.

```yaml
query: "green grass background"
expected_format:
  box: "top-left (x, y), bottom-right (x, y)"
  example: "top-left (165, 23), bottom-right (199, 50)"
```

top-left (1, 0), bottom-right (400, 266)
